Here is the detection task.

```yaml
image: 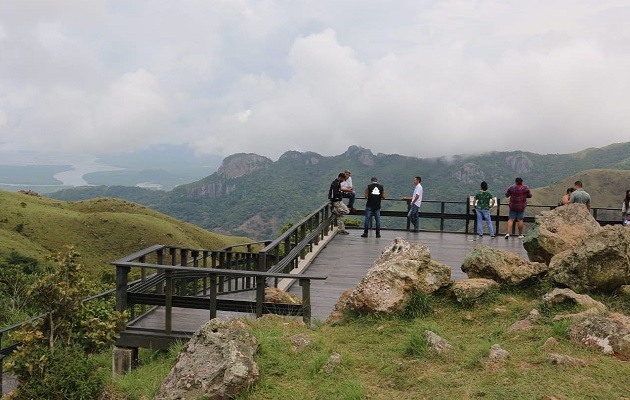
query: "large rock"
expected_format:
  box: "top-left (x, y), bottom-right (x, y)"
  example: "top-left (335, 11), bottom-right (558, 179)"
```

top-left (569, 313), bottom-right (630, 357)
top-left (523, 204), bottom-right (601, 264)
top-left (334, 238), bottom-right (451, 315)
top-left (154, 318), bottom-right (259, 400)
top-left (549, 225), bottom-right (630, 292)
top-left (451, 278), bottom-right (499, 304)
top-left (461, 244), bottom-right (549, 285)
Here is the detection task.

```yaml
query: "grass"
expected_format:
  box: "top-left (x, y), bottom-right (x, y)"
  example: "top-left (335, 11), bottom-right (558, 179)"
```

top-left (102, 289), bottom-right (630, 400)
top-left (0, 189), bottom-right (251, 279)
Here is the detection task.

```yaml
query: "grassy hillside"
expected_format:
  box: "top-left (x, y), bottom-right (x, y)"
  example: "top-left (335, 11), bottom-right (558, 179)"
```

top-left (0, 189), bottom-right (251, 279)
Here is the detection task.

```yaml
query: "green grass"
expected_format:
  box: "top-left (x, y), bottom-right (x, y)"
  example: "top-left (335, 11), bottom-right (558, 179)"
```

top-left (0, 189), bottom-right (251, 279)
top-left (105, 290), bottom-right (630, 400)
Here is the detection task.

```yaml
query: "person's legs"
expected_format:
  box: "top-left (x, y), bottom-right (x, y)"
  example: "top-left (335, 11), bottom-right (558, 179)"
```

top-left (408, 204), bottom-right (419, 231)
top-left (374, 208), bottom-right (381, 236)
top-left (333, 201), bottom-right (349, 232)
top-left (476, 209), bottom-right (484, 236)
top-left (342, 192), bottom-right (356, 209)
top-left (362, 207), bottom-right (372, 236)
top-left (482, 209), bottom-right (494, 236)
top-left (506, 210), bottom-right (516, 238)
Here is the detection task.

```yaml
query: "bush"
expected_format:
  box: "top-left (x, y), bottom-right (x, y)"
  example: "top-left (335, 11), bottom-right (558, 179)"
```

top-left (8, 345), bottom-right (105, 400)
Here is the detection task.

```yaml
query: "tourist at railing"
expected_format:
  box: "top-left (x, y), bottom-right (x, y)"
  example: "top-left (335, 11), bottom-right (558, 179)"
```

top-left (328, 172), bottom-right (350, 235)
top-left (504, 177), bottom-right (532, 239)
top-left (361, 177), bottom-right (385, 238)
top-left (340, 169), bottom-right (357, 213)
top-left (472, 181), bottom-right (496, 238)
top-left (559, 187), bottom-right (575, 206)
top-left (401, 176), bottom-right (423, 232)
top-left (622, 189), bottom-right (630, 226)
top-left (569, 180), bottom-right (591, 211)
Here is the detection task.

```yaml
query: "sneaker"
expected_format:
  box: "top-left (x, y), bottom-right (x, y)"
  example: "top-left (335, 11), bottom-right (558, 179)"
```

top-left (504, 234), bottom-right (510, 239)
top-left (490, 235), bottom-right (496, 238)
top-left (376, 234), bottom-right (381, 238)
top-left (518, 235), bottom-right (524, 239)
top-left (360, 233), bottom-right (368, 238)
top-left (478, 234), bottom-right (483, 238)
top-left (338, 230), bottom-right (350, 235)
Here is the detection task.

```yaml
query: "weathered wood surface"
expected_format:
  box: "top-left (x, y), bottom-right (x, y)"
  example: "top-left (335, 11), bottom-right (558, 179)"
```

top-left (127, 230), bottom-right (529, 331)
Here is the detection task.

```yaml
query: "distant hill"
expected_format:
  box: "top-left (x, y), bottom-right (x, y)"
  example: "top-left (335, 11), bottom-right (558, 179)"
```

top-left (48, 142), bottom-right (630, 239)
top-left (0, 189), bottom-right (250, 279)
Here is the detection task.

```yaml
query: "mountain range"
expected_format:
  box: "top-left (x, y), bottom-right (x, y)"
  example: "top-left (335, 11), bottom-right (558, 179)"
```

top-left (46, 142), bottom-right (630, 239)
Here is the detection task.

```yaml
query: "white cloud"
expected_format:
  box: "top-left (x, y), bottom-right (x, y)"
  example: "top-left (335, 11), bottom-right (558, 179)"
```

top-left (1, 0), bottom-right (630, 160)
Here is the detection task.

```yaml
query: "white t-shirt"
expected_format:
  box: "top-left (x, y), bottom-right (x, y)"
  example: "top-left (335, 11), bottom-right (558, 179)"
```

top-left (411, 183), bottom-right (423, 207)
top-left (341, 176), bottom-right (353, 192)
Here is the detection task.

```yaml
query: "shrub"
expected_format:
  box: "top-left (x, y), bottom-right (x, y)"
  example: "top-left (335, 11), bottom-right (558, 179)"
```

top-left (8, 345), bottom-right (105, 400)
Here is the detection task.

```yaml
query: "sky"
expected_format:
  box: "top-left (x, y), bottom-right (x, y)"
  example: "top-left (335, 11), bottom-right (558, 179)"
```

top-left (1, 0), bottom-right (630, 161)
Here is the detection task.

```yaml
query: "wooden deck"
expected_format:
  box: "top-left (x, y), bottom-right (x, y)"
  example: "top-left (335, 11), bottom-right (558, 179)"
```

top-left (125, 229), bottom-right (529, 332)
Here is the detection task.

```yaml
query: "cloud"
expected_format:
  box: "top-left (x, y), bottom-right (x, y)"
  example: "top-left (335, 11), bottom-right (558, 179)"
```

top-left (1, 0), bottom-right (630, 160)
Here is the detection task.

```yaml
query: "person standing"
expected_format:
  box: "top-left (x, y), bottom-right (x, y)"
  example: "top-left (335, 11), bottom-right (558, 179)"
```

top-left (361, 177), bottom-right (386, 238)
top-left (473, 181), bottom-right (496, 238)
top-left (340, 170), bottom-right (356, 212)
top-left (328, 172), bottom-right (350, 235)
top-left (402, 176), bottom-right (423, 232)
top-left (623, 190), bottom-right (630, 225)
top-left (504, 177), bottom-right (532, 239)
top-left (569, 180), bottom-right (591, 211)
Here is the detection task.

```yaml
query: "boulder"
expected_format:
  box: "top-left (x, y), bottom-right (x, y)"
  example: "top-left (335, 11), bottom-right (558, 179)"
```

top-left (333, 238), bottom-right (451, 315)
top-left (548, 225), bottom-right (630, 292)
top-left (461, 244), bottom-right (548, 285)
top-left (425, 330), bottom-right (454, 354)
top-left (451, 278), bottom-right (499, 304)
top-left (265, 287), bottom-right (302, 304)
top-left (568, 313), bottom-right (630, 357)
top-left (547, 353), bottom-right (586, 367)
top-left (542, 288), bottom-right (607, 312)
top-left (523, 204), bottom-right (601, 264)
top-left (154, 318), bottom-right (259, 400)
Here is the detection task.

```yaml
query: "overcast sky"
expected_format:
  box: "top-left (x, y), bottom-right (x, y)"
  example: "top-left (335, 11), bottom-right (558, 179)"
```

top-left (1, 1), bottom-right (629, 161)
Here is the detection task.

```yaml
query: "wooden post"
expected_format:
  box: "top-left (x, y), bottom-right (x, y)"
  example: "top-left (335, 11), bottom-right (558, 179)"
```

top-left (255, 275), bottom-right (265, 318)
top-left (299, 278), bottom-right (311, 325)
top-left (209, 273), bottom-right (217, 320)
top-left (115, 265), bottom-right (130, 313)
top-left (165, 270), bottom-right (173, 334)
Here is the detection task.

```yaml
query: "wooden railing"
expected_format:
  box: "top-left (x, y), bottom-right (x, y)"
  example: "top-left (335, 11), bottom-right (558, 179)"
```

top-left (348, 197), bottom-right (622, 234)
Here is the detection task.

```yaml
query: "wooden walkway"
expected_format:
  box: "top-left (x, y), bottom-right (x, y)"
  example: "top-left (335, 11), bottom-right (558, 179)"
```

top-left (126, 229), bottom-right (529, 331)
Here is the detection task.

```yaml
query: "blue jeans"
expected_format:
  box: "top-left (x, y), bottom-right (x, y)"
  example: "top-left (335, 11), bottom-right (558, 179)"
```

top-left (342, 192), bottom-right (355, 208)
top-left (407, 204), bottom-right (420, 231)
top-left (364, 207), bottom-right (381, 233)
top-left (476, 209), bottom-right (494, 236)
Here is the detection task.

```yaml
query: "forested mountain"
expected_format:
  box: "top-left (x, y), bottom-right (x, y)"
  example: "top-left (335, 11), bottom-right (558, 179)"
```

top-left (48, 142), bottom-right (630, 239)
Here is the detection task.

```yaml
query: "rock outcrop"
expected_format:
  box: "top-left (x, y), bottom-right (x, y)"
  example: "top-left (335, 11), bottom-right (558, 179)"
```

top-left (451, 278), bottom-right (499, 304)
top-left (569, 313), bottom-right (630, 357)
top-left (461, 244), bottom-right (548, 285)
top-left (549, 225), bottom-right (630, 292)
top-left (330, 238), bottom-right (451, 316)
top-left (154, 318), bottom-right (259, 400)
top-left (523, 204), bottom-right (601, 264)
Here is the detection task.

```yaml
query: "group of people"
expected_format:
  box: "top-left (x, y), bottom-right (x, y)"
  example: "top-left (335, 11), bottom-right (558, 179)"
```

top-left (328, 170), bottom-right (423, 237)
top-left (473, 178), bottom-right (595, 238)
top-left (329, 171), bottom-right (604, 238)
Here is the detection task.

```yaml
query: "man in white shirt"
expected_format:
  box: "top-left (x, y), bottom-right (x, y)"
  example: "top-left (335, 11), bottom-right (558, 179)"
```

top-left (401, 176), bottom-right (423, 232)
top-left (340, 170), bottom-right (356, 212)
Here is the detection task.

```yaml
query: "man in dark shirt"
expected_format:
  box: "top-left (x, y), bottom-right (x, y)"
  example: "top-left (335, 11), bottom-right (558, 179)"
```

top-left (504, 177), bottom-right (532, 239)
top-left (328, 172), bottom-right (350, 235)
top-left (361, 177), bottom-right (386, 238)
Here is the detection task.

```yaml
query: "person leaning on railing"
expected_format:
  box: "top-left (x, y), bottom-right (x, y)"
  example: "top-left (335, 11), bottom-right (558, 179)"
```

top-left (328, 172), bottom-right (350, 235)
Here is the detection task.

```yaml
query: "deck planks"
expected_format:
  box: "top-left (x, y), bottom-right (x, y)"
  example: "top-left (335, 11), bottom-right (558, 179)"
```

top-left (127, 230), bottom-right (530, 333)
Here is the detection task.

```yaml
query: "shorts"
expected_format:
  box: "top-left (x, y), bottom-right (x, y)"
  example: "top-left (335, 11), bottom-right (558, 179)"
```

top-left (509, 209), bottom-right (525, 220)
